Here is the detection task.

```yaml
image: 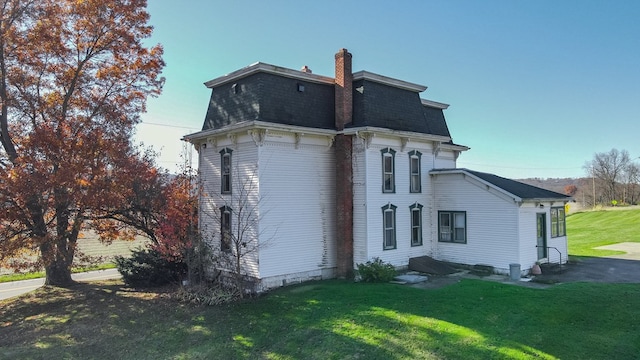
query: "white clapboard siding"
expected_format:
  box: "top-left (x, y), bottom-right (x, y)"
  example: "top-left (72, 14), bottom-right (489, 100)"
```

top-left (256, 133), bottom-right (336, 279)
top-left (432, 172), bottom-right (520, 272)
top-left (353, 135), bottom-right (445, 268)
top-left (518, 203), bottom-right (568, 269)
top-left (352, 138), bottom-right (369, 266)
top-left (198, 134), bottom-right (262, 277)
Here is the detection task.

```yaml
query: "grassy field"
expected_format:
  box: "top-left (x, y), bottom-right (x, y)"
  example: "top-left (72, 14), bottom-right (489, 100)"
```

top-left (0, 232), bottom-right (148, 278)
top-left (567, 208), bottom-right (640, 257)
top-left (1, 279), bottom-right (639, 359)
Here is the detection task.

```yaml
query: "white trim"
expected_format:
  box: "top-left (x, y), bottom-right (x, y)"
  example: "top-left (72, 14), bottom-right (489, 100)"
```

top-left (183, 120), bottom-right (337, 143)
top-left (421, 99), bottom-right (450, 109)
top-left (204, 62), bottom-right (335, 88)
top-left (345, 126), bottom-right (451, 143)
top-left (353, 70), bottom-right (427, 92)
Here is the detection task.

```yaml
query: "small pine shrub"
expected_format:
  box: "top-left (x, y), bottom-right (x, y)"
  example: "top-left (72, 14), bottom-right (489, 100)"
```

top-left (115, 248), bottom-right (187, 287)
top-left (357, 257), bottom-right (396, 283)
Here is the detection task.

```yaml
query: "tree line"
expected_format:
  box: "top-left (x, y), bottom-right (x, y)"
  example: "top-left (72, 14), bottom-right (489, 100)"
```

top-left (581, 148), bottom-right (640, 206)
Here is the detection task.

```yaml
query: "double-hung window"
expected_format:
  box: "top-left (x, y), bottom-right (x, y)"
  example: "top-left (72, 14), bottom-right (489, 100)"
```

top-left (438, 211), bottom-right (466, 243)
top-left (408, 150), bottom-right (421, 193)
top-left (382, 204), bottom-right (397, 250)
top-left (410, 203), bottom-right (423, 246)
top-left (220, 148), bottom-right (232, 194)
top-left (551, 207), bottom-right (566, 237)
top-left (220, 206), bottom-right (232, 252)
top-left (381, 148), bottom-right (396, 193)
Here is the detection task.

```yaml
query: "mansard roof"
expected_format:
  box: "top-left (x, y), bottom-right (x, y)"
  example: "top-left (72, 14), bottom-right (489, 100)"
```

top-left (200, 62), bottom-right (457, 142)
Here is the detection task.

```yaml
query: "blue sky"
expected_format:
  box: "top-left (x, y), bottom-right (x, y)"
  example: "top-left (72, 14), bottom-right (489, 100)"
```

top-left (137, 1), bottom-right (640, 179)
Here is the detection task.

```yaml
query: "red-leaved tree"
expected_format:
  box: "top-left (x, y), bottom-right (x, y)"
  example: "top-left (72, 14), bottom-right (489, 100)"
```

top-left (0, 0), bottom-right (165, 285)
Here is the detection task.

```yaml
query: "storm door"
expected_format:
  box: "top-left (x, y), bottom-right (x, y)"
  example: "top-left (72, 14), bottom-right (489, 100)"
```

top-left (536, 213), bottom-right (547, 259)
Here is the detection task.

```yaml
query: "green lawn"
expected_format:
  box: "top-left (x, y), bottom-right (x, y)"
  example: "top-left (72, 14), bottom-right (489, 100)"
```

top-left (567, 208), bottom-right (640, 257)
top-left (1, 279), bottom-right (639, 359)
top-left (2, 209), bottom-right (639, 359)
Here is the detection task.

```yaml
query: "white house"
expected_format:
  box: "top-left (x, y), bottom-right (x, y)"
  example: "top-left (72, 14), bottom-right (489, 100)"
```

top-left (184, 49), bottom-right (571, 291)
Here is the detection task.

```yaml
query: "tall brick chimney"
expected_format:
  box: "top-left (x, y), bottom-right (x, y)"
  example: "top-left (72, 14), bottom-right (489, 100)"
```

top-left (334, 48), bottom-right (352, 130)
top-left (334, 48), bottom-right (354, 278)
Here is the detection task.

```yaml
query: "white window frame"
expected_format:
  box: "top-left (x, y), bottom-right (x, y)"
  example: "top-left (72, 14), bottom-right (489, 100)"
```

top-left (410, 203), bottom-right (423, 246)
top-left (381, 148), bottom-right (396, 193)
top-left (382, 204), bottom-right (397, 250)
top-left (438, 211), bottom-right (467, 244)
top-left (220, 148), bottom-right (232, 194)
top-left (409, 150), bottom-right (421, 193)
top-left (220, 205), bottom-right (232, 252)
top-left (551, 207), bottom-right (566, 237)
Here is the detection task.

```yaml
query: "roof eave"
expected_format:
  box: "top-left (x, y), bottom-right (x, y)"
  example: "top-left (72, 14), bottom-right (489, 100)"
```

top-left (204, 62), bottom-right (335, 88)
top-left (353, 70), bottom-right (427, 92)
top-left (182, 120), bottom-right (337, 143)
top-left (421, 99), bottom-right (449, 109)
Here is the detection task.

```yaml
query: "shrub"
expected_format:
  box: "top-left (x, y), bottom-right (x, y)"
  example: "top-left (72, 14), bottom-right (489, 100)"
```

top-left (357, 257), bottom-right (396, 283)
top-left (115, 247), bottom-right (187, 287)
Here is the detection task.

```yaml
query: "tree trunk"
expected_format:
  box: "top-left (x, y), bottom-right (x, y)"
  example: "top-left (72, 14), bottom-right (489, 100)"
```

top-left (44, 260), bottom-right (74, 286)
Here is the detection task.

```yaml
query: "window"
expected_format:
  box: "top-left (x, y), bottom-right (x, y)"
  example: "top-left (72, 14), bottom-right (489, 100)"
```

top-left (551, 207), bottom-right (566, 237)
top-left (220, 206), bottom-right (232, 252)
top-left (381, 148), bottom-right (396, 193)
top-left (410, 203), bottom-right (423, 246)
top-left (438, 211), bottom-right (466, 243)
top-left (409, 150), bottom-right (422, 193)
top-left (382, 204), bottom-right (397, 250)
top-left (220, 148), bottom-right (232, 194)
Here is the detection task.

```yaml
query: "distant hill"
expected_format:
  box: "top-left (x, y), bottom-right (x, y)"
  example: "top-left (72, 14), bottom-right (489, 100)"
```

top-left (515, 177), bottom-right (581, 195)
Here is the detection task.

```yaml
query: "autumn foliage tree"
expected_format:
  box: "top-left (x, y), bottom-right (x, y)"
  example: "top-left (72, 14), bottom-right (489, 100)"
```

top-left (0, 0), bottom-right (165, 285)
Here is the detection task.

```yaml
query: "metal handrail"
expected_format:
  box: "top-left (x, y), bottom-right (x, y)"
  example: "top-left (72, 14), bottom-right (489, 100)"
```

top-left (536, 245), bottom-right (563, 265)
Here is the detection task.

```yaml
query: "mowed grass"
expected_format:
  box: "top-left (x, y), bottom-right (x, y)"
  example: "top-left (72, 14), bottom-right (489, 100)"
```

top-left (2, 209), bottom-right (640, 359)
top-left (567, 208), bottom-right (640, 257)
top-left (1, 279), bottom-right (639, 360)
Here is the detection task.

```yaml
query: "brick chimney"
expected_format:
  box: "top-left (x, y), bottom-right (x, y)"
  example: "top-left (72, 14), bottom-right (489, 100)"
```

top-left (334, 48), bottom-right (352, 130)
top-left (334, 48), bottom-right (354, 278)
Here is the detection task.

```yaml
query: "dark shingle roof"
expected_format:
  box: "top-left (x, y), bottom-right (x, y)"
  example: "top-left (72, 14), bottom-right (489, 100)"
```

top-left (432, 168), bottom-right (571, 200)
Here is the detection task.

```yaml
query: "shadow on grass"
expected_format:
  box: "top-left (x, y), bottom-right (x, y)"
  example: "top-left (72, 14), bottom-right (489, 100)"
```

top-left (2, 279), bottom-right (640, 359)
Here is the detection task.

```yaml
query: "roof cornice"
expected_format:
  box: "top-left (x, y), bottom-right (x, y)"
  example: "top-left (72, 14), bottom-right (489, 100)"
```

top-left (342, 126), bottom-right (451, 143)
top-left (182, 120), bottom-right (337, 142)
top-left (204, 62), bottom-right (335, 88)
top-left (352, 70), bottom-right (427, 92)
top-left (421, 99), bottom-right (449, 109)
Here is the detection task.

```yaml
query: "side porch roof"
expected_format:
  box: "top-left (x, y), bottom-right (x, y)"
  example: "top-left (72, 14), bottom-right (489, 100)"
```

top-left (430, 168), bottom-right (572, 204)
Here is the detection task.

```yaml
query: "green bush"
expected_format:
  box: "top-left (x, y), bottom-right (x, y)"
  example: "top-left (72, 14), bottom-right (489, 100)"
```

top-left (115, 248), bottom-right (187, 287)
top-left (357, 257), bottom-right (396, 283)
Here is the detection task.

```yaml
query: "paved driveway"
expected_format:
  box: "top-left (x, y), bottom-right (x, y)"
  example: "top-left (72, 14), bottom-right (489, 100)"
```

top-left (536, 242), bottom-right (640, 284)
